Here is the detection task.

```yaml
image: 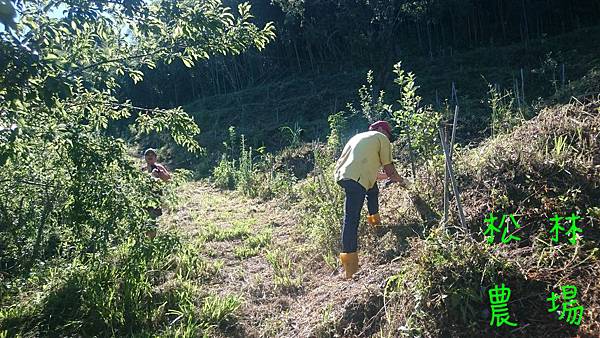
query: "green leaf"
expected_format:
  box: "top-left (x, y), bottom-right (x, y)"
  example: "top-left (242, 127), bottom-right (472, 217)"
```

top-left (145, 60), bottom-right (156, 69)
top-left (46, 53), bottom-right (59, 61)
top-left (181, 56), bottom-right (194, 68)
top-left (173, 25), bottom-right (183, 37)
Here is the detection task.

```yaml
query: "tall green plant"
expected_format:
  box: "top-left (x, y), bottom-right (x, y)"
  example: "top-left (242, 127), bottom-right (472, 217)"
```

top-left (392, 61), bottom-right (441, 161)
top-left (485, 83), bottom-right (523, 137)
top-left (280, 122), bottom-right (304, 148)
top-left (236, 135), bottom-right (255, 195)
top-left (347, 70), bottom-right (392, 123)
top-left (326, 111), bottom-right (348, 153)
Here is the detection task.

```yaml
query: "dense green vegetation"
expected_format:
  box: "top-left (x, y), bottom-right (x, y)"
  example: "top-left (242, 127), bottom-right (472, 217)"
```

top-left (156, 25), bottom-right (600, 171)
top-left (1, 0), bottom-right (274, 335)
top-left (1, 0), bottom-right (599, 337)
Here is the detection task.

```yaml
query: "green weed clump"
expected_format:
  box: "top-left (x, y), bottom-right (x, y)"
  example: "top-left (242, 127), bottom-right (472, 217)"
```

top-left (0, 234), bottom-right (238, 337)
top-left (211, 127), bottom-right (297, 200)
top-left (251, 150), bottom-right (298, 201)
top-left (234, 229), bottom-right (272, 259)
top-left (199, 294), bottom-right (243, 328)
top-left (1, 235), bottom-right (177, 336)
top-left (297, 145), bottom-right (344, 267)
top-left (212, 154), bottom-right (238, 190)
top-left (392, 62), bottom-right (441, 161)
top-left (171, 240), bottom-right (222, 280)
top-left (265, 248), bottom-right (303, 291)
top-left (484, 82), bottom-right (524, 137)
top-left (198, 220), bottom-right (253, 242)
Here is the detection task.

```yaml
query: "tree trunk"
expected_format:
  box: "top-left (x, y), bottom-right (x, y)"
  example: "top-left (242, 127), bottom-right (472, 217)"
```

top-left (427, 21), bottom-right (433, 60)
top-left (477, 4), bottom-right (484, 45)
top-left (293, 40), bottom-right (302, 73)
top-left (472, 6), bottom-right (478, 44)
top-left (439, 21), bottom-right (445, 51)
top-left (415, 20), bottom-right (423, 53)
top-left (449, 7), bottom-right (457, 47)
top-left (173, 78), bottom-right (179, 105)
top-left (467, 14), bottom-right (473, 47)
top-left (306, 40), bottom-right (316, 73)
top-left (522, 0), bottom-right (530, 43)
top-left (190, 71), bottom-right (196, 98)
top-left (31, 196), bottom-right (53, 269)
top-left (571, 0), bottom-right (580, 29)
top-left (499, 0), bottom-right (507, 43)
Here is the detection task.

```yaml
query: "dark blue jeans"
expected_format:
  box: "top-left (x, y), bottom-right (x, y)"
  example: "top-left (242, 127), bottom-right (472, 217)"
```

top-left (338, 179), bottom-right (379, 253)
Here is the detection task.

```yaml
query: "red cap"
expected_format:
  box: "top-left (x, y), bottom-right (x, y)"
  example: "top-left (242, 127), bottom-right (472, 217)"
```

top-left (369, 120), bottom-right (392, 135)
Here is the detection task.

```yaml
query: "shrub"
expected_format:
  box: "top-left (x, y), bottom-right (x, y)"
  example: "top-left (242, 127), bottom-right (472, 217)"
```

top-left (1, 235), bottom-right (178, 336)
top-left (0, 232), bottom-right (235, 337)
top-left (212, 155), bottom-right (237, 190)
top-left (297, 144), bottom-right (344, 266)
top-left (211, 130), bottom-right (298, 201)
top-left (392, 61), bottom-right (441, 162)
top-left (484, 82), bottom-right (524, 137)
top-left (346, 70), bottom-right (392, 123)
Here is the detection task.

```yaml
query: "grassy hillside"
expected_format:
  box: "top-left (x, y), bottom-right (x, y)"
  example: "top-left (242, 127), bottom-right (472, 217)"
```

top-left (3, 13), bottom-right (600, 337)
top-left (122, 99), bottom-right (600, 337)
top-left (5, 96), bottom-right (598, 336)
top-left (375, 99), bottom-right (600, 336)
top-left (182, 26), bottom-right (600, 163)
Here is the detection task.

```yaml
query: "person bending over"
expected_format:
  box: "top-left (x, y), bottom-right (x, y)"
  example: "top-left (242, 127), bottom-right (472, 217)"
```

top-left (334, 120), bottom-right (408, 279)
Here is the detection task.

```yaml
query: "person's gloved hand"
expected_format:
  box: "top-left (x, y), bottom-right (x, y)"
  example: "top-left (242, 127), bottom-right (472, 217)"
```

top-left (398, 177), bottom-right (412, 189)
top-left (376, 171), bottom-right (388, 181)
top-left (384, 177), bottom-right (411, 189)
top-left (383, 179), bottom-right (393, 188)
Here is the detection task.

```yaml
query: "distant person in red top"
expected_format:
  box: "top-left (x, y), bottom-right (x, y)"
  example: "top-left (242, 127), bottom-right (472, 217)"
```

top-left (142, 148), bottom-right (171, 181)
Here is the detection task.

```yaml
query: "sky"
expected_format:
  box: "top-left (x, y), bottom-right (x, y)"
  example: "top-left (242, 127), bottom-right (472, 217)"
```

top-left (1, 1), bottom-right (66, 31)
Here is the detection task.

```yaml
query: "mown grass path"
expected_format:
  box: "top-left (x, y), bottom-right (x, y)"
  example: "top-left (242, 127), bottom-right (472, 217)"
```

top-left (161, 181), bottom-right (401, 337)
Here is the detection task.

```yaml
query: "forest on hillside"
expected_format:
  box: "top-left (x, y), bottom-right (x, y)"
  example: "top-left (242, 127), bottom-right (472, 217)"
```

top-left (126, 0), bottom-right (600, 105)
top-left (117, 0), bottom-right (600, 163)
top-left (1, 0), bottom-right (600, 337)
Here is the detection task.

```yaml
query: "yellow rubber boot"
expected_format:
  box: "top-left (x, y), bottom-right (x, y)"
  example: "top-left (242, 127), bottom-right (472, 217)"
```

top-left (339, 252), bottom-right (359, 279)
top-left (367, 213), bottom-right (381, 226)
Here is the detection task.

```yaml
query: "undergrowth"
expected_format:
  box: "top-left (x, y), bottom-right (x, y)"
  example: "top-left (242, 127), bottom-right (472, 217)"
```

top-left (265, 247), bottom-right (303, 291)
top-left (234, 228), bottom-right (272, 259)
top-left (212, 127), bottom-right (297, 201)
top-left (0, 234), bottom-right (240, 337)
top-left (383, 228), bottom-right (517, 337)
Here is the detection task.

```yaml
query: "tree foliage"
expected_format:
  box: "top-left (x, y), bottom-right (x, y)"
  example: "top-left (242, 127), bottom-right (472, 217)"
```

top-left (0, 0), bottom-right (275, 275)
top-left (392, 61), bottom-right (441, 160)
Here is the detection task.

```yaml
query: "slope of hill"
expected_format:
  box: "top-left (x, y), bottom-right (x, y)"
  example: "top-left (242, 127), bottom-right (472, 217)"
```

top-left (149, 98), bottom-right (600, 337)
top-left (179, 26), bottom-right (600, 166)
